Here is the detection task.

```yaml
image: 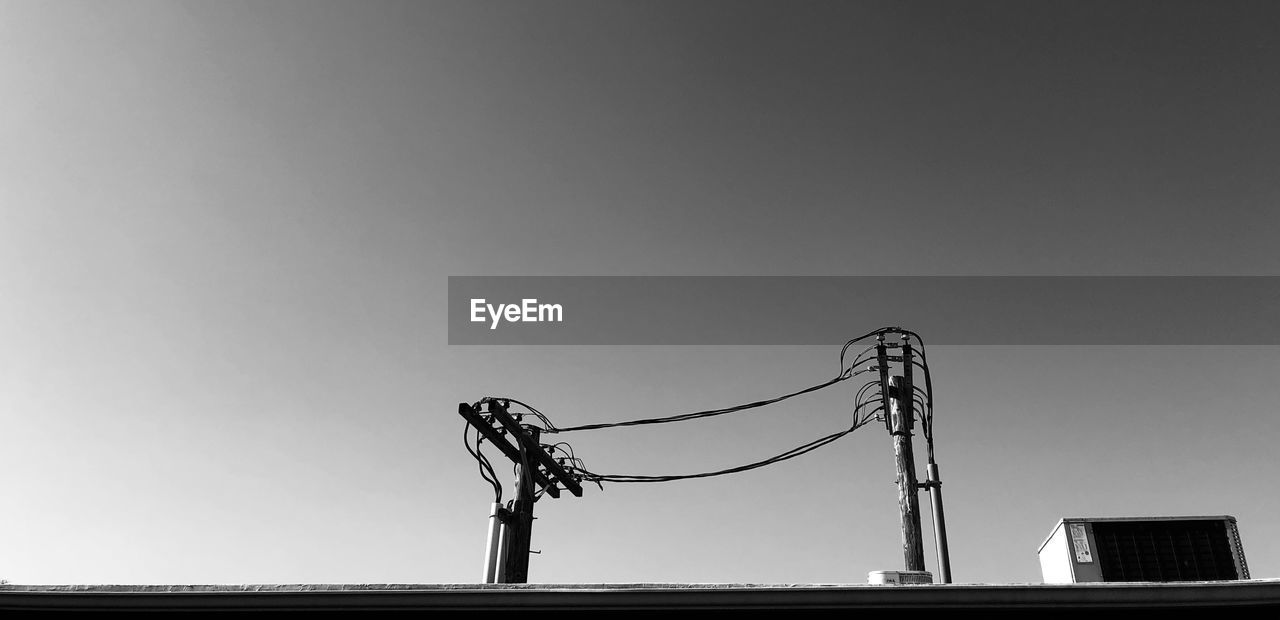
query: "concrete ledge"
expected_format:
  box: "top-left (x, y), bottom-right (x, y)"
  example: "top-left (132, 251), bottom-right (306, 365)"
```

top-left (3, 581), bottom-right (1280, 611)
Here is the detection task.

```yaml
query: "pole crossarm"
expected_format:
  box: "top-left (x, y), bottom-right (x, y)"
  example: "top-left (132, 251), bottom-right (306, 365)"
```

top-left (458, 402), bottom-right (558, 498)
top-left (458, 402), bottom-right (583, 498)
top-left (486, 400), bottom-right (584, 498)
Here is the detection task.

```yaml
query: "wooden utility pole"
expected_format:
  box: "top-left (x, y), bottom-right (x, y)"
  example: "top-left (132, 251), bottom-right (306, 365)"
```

top-left (889, 375), bottom-right (926, 572)
top-left (501, 427), bottom-right (539, 583)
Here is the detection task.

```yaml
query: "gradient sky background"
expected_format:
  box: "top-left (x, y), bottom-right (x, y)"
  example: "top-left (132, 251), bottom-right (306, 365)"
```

top-left (2, 0), bottom-right (1278, 585)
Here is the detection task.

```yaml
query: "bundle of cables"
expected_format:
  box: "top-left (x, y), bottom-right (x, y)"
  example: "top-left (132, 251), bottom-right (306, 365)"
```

top-left (462, 327), bottom-right (936, 500)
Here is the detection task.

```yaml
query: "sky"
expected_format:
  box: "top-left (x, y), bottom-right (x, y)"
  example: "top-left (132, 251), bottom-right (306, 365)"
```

top-left (1, 0), bottom-right (1278, 585)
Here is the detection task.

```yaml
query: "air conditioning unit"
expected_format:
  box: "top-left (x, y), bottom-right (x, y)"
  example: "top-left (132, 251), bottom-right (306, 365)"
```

top-left (868, 570), bottom-right (933, 585)
top-left (1038, 516), bottom-right (1249, 583)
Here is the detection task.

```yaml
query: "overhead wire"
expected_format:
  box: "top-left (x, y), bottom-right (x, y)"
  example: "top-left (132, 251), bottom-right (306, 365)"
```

top-left (573, 414), bottom-right (873, 484)
top-left (545, 360), bottom-right (879, 435)
top-left (581, 391), bottom-right (890, 484)
top-left (462, 327), bottom-right (937, 492)
top-left (548, 375), bottom-right (847, 434)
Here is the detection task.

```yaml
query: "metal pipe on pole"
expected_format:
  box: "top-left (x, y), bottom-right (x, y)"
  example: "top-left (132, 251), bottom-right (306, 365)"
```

top-left (482, 502), bottom-right (506, 583)
top-left (926, 462), bottom-right (952, 583)
top-left (494, 507), bottom-right (510, 583)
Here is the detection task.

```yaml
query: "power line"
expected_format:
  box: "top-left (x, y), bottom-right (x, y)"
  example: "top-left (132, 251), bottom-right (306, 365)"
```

top-left (541, 327), bottom-right (904, 435)
top-left (547, 374), bottom-right (852, 434)
top-left (461, 327), bottom-right (937, 492)
top-left (572, 415), bottom-right (874, 484)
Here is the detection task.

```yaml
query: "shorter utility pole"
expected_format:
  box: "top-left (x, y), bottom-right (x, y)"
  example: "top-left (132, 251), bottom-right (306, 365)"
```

top-left (460, 400), bottom-right (582, 584)
top-left (502, 427), bottom-right (539, 583)
top-left (889, 375), bottom-right (925, 572)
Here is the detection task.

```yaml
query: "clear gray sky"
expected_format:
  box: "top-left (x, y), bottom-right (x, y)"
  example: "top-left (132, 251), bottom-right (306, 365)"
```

top-left (2, 0), bottom-right (1277, 584)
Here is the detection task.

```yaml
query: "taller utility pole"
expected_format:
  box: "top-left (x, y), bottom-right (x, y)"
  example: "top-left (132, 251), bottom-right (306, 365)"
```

top-left (889, 374), bottom-right (926, 572)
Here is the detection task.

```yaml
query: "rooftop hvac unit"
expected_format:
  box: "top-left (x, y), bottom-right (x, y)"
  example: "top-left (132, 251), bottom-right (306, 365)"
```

top-left (1038, 516), bottom-right (1249, 583)
top-left (867, 570), bottom-right (933, 585)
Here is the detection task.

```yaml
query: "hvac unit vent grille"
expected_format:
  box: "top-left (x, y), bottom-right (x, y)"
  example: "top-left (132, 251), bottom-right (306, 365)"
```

top-left (1092, 519), bottom-right (1238, 582)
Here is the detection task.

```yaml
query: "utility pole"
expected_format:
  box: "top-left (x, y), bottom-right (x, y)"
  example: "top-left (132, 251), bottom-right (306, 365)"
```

top-left (459, 400), bottom-right (582, 584)
top-left (889, 374), bottom-right (926, 572)
top-left (502, 426), bottom-right (539, 583)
